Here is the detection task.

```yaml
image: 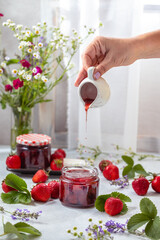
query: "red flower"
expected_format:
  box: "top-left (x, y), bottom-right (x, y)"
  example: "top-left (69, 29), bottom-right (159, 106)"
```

top-left (20, 59), bottom-right (31, 68)
top-left (0, 13), bottom-right (4, 17)
top-left (13, 79), bottom-right (24, 90)
top-left (33, 66), bottom-right (42, 76)
top-left (5, 84), bottom-right (12, 92)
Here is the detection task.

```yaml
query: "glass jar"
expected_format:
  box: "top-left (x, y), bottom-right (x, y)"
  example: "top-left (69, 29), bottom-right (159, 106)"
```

top-left (16, 133), bottom-right (51, 169)
top-left (59, 166), bottom-right (99, 208)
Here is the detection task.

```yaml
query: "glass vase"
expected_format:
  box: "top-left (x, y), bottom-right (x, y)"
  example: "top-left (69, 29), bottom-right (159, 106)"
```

top-left (11, 108), bottom-right (33, 152)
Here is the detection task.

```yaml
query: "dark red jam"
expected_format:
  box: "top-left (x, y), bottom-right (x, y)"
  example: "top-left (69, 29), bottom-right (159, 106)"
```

top-left (16, 143), bottom-right (51, 169)
top-left (59, 166), bottom-right (99, 208)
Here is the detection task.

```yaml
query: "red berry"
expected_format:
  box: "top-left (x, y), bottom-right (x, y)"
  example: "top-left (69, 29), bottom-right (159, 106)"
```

top-left (99, 160), bottom-right (112, 172)
top-left (2, 180), bottom-right (17, 193)
top-left (6, 155), bottom-right (21, 169)
top-left (48, 181), bottom-right (59, 198)
top-left (104, 197), bottom-right (123, 216)
top-left (132, 177), bottom-right (149, 196)
top-left (51, 150), bottom-right (64, 161)
top-left (55, 149), bottom-right (66, 158)
top-left (103, 164), bottom-right (119, 180)
top-left (32, 170), bottom-right (48, 183)
top-left (50, 159), bottom-right (63, 171)
top-left (152, 176), bottom-right (160, 193)
top-left (31, 183), bottom-right (51, 202)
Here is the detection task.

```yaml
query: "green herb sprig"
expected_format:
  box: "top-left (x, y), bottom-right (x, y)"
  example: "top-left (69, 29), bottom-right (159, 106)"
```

top-left (1, 173), bottom-right (31, 204)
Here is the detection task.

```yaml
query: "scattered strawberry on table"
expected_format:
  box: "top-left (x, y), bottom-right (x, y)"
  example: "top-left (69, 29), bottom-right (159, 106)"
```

top-left (98, 159), bottom-right (112, 172)
top-left (32, 169), bottom-right (49, 183)
top-left (103, 164), bottom-right (119, 180)
top-left (132, 177), bottom-right (150, 196)
top-left (48, 181), bottom-right (59, 199)
top-left (6, 154), bottom-right (21, 169)
top-left (31, 183), bottom-right (51, 202)
top-left (104, 197), bottom-right (123, 216)
top-left (151, 175), bottom-right (160, 193)
top-left (50, 148), bottom-right (66, 171)
top-left (2, 180), bottom-right (17, 193)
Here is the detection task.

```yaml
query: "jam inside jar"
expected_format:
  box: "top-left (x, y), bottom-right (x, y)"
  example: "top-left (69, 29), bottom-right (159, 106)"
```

top-left (16, 134), bottom-right (51, 170)
top-left (59, 166), bottom-right (99, 208)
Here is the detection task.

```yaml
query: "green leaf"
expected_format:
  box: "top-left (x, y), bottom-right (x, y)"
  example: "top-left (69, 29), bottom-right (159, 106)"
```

top-left (95, 194), bottom-right (111, 212)
top-left (127, 213), bottom-right (150, 232)
top-left (111, 192), bottom-right (131, 202)
top-left (6, 59), bottom-right (20, 65)
top-left (15, 222), bottom-right (41, 236)
top-left (5, 173), bottom-right (27, 191)
top-left (140, 198), bottom-right (157, 219)
top-left (122, 155), bottom-right (134, 166)
top-left (1, 191), bottom-right (31, 204)
top-left (145, 216), bottom-right (160, 240)
top-left (120, 202), bottom-right (128, 215)
top-left (133, 164), bottom-right (149, 176)
top-left (3, 222), bottom-right (26, 240)
top-left (122, 165), bottom-right (135, 179)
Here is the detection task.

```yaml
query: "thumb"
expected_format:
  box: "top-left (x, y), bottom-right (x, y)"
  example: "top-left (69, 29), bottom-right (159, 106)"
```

top-left (94, 59), bottom-right (113, 80)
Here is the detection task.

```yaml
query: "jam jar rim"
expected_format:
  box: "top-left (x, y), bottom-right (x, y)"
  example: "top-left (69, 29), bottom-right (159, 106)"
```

top-left (61, 166), bottom-right (99, 184)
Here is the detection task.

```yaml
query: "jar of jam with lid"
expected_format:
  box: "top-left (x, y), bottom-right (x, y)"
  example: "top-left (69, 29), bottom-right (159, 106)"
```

top-left (16, 133), bottom-right (51, 170)
top-left (59, 166), bottom-right (99, 208)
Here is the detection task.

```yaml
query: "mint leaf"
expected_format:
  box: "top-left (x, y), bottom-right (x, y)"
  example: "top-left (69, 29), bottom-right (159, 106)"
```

top-left (1, 191), bottom-right (31, 204)
top-left (3, 222), bottom-right (26, 240)
top-left (95, 194), bottom-right (111, 212)
top-left (127, 213), bottom-right (150, 232)
top-left (15, 222), bottom-right (41, 236)
top-left (111, 192), bottom-right (131, 202)
top-left (122, 165), bottom-right (135, 179)
top-left (140, 198), bottom-right (157, 219)
top-left (6, 59), bottom-right (20, 65)
top-left (5, 173), bottom-right (27, 191)
top-left (122, 155), bottom-right (134, 166)
top-left (120, 202), bottom-right (128, 215)
top-left (145, 216), bottom-right (160, 240)
top-left (133, 164), bottom-right (149, 176)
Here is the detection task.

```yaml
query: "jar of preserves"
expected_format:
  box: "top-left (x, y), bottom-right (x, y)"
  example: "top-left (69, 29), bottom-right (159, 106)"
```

top-left (16, 133), bottom-right (51, 169)
top-left (59, 166), bottom-right (99, 208)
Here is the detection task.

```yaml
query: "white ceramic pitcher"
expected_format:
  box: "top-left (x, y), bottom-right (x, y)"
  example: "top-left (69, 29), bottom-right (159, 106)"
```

top-left (78, 66), bottom-right (110, 108)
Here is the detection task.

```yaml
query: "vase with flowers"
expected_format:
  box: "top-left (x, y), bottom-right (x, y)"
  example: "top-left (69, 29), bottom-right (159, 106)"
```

top-left (0, 18), bottom-right (96, 152)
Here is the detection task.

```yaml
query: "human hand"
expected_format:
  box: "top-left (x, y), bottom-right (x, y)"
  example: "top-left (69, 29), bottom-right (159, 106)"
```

top-left (75, 36), bottom-right (138, 86)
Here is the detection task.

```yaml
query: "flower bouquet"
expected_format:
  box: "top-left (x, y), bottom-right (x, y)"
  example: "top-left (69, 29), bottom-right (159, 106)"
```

top-left (0, 18), bottom-right (96, 151)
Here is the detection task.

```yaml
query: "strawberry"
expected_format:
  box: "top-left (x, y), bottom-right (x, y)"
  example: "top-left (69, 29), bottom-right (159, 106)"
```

top-left (99, 160), bottom-right (112, 172)
top-left (31, 183), bottom-right (51, 202)
top-left (132, 177), bottom-right (149, 196)
top-left (104, 197), bottom-right (123, 216)
top-left (51, 150), bottom-right (64, 161)
top-left (32, 169), bottom-right (49, 183)
top-left (151, 176), bottom-right (160, 193)
top-left (6, 155), bottom-right (21, 169)
top-left (48, 181), bottom-right (59, 198)
top-left (55, 148), bottom-right (66, 158)
top-left (2, 180), bottom-right (17, 193)
top-left (50, 159), bottom-right (63, 171)
top-left (103, 164), bottom-right (119, 180)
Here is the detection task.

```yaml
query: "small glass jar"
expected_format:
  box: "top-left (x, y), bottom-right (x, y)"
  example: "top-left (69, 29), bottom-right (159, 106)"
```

top-left (59, 166), bottom-right (99, 208)
top-left (16, 133), bottom-right (51, 169)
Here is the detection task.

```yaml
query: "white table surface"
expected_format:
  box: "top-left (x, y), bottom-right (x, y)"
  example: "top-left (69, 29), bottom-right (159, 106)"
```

top-left (0, 148), bottom-right (160, 240)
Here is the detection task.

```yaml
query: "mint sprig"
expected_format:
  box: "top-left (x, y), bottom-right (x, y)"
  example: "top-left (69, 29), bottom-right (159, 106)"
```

top-left (0, 220), bottom-right (41, 240)
top-left (95, 191), bottom-right (131, 215)
top-left (1, 173), bottom-right (31, 204)
top-left (127, 198), bottom-right (160, 240)
top-left (122, 155), bottom-right (149, 178)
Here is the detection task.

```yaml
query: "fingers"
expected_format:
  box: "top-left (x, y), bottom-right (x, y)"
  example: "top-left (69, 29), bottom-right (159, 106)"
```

top-left (74, 68), bottom-right (87, 87)
top-left (94, 58), bottom-right (113, 79)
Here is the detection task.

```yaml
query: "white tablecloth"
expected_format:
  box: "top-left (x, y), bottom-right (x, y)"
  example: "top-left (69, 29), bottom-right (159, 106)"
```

top-left (0, 148), bottom-right (160, 240)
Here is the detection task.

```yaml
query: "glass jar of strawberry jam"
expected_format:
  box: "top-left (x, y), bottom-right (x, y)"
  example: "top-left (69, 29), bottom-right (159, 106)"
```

top-left (59, 166), bottom-right (99, 208)
top-left (16, 134), bottom-right (51, 170)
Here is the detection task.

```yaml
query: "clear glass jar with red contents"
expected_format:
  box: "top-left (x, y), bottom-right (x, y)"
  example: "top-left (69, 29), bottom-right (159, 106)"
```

top-left (16, 134), bottom-right (51, 170)
top-left (59, 166), bottom-right (99, 208)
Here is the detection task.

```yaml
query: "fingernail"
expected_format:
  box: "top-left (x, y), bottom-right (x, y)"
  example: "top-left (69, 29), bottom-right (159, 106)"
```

top-left (94, 72), bottom-right (100, 80)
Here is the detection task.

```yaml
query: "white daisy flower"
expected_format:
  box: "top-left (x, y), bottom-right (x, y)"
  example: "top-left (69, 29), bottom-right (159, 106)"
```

top-left (27, 48), bottom-right (32, 53)
top-left (34, 46), bottom-right (38, 50)
top-left (18, 70), bottom-right (25, 75)
top-left (2, 22), bottom-right (8, 26)
top-left (14, 33), bottom-right (19, 38)
top-left (33, 52), bottom-right (40, 59)
top-left (32, 68), bottom-right (37, 74)
top-left (0, 69), bottom-right (3, 74)
top-left (9, 23), bottom-right (15, 27)
top-left (34, 73), bottom-right (41, 79)
top-left (35, 28), bottom-right (40, 35)
top-left (12, 69), bottom-right (17, 75)
top-left (42, 76), bottom-right (48, 83)
top-left (32, 25), bottom-right (36, 30)
top-left (37, 22), bottom-right (41, 26)
top-left (21, 31), bottom-right (26, 35)
top-left (22, 74), bottom-right (26, 79)
top-left (26, 30), bottom-right (31, 37)
top-left (18, 36), bottom-right (22, 40)
top-left (27, 42), bottom-right (32, 46)
top-left (5, 56), bottom-right (10, 61)
top-left (38, 42), bottom-right (43, 48)
top-left (1, 62), bottom-right (6, 68)
top-left (18, 45), bottom-right (23, 50)
top-left (6, 19), bottom-right (12, 23)
top-left (16, 24), bottom-right (23, 30)
top-left (26, 75), bottom-right (32, 81)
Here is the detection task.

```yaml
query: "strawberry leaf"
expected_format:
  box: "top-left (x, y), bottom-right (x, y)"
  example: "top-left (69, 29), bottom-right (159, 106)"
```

top-left (127, 213), bottom-right (150, 232)
top-left (1, 191), bottom-right (31, 204)
top-left (3, 222), bottom-right (25, 240)
top-left (5, 173), bottom-right (27, 191)
top-left (122, 165), bottom-right (135, 179)
top-left (133, 164), bottom-right (149, 176)
top-left (95, 194), bottom-right (111, 212)
top-left (145, 216), bottom-right (160, 240)
top-left (140, 198), bottom-right (157, 219)
top-left (120, 202), bottom-right (128, 215)
top-left (111, 192), bottom-right (131, 202)
top-left (14, 222), bottom-right (41, 236)
top-left (122, 155), bottom-right (134, 166)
